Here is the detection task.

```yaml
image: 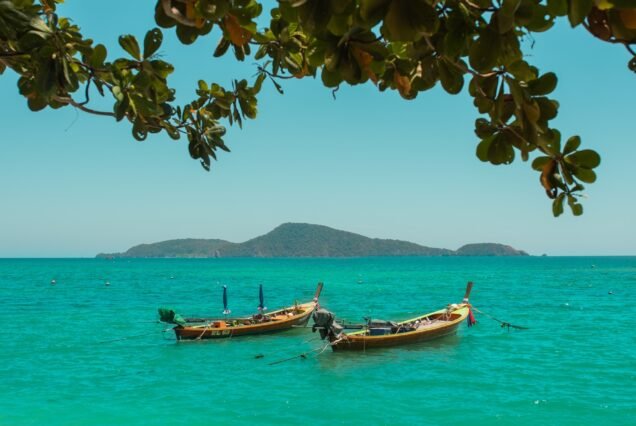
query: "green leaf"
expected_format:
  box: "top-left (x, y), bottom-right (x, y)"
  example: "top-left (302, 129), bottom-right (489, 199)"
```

top-left (532, 156), bottom-right (551, 171)
top-left (487, 132), bottom-right (515, 165)
top-left (507, 60), bottom-right (536, 82)
top-left (253, 73), bottom-right (266, 94)
top-left (547, 0), bottom-right (568, 16)
top-left (573, 167), bottom-right (597, 183)
top-left (568, 0), bottom-right (593, 27)
top-left (498, 0), bottom-right (521, 34)
top-left (150, 60), bottom-right (174, 79)
top-left (176, 25), bottom-right (199, 45)
top-left (27, 96), bottom-right (47, 111)
top-left (525, 5), bottom-right (554, 32)
top-left (143, 28), bottom-right (163, 59)
top-left (469, 29), bottom-right (500, 72)
top-left (567, 195), bottom-right (583, 216)
top-left (296, 0), bottom-right (332, 33)
top-left (132, 119), bottom-right (148, 141)
top-left (437, 60), bottom-right (464, 95)
top-left (114, 96), bottom-right (129, 121)
top-left (35, 58), bottom-right (58, 97)
top-left (563, 135), bottom-right (581, 155)
top-left (536, 97), bottom-right (559, 122)
top-left (522, 100), bottom-right (541, 124)
top-left (552, 193), bottom-right (565, 217)
top-left (528, 72), bottom-right (557, 96)
top-left (119, 34), bottom-right (141, 60)
top-left (90, 44), bottom-right (107, 68)
top-left (359, 0), bottom-right (390, 27)
top-left (476, 135), bottom-right (494, 162)
top-left (321, 68), bottom-right (342, 87)
top-left (442, 18), bottom-right (467, 57)
top-left (475, 118), bottom-right (496, 139)
top-left (214, 38), bottom-right (231, 57)
top-left (29, 17), bottom-right (52, 35)
top-left (568, 149), bottom-right (601, 169)
top-left (382, 0), bottom-right (438, 41)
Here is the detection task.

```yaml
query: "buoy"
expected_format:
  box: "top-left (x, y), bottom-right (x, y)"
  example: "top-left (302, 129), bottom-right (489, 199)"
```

top-left (105, 280), bottom-right (110, 286)
top-left (608, 290), bottom-right (613, 295)
top-left (51, 279), bottom-right (56, 285)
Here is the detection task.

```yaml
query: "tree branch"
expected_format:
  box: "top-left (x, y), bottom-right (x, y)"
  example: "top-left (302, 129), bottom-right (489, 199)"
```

top-left (0, 51), bottom-right (29, 58)
top-left (256, 65), bottom-right (296, 80)
top-left (441, 56), bottom-right (502, 78)
top-left (54, 96), bottom-right (115, 117)
top-left (78, 78), bottom-right (92, 106)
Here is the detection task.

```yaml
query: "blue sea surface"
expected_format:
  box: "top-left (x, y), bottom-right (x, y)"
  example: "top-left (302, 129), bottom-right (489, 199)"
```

top-left (0, 257), bottom-right (634, 425)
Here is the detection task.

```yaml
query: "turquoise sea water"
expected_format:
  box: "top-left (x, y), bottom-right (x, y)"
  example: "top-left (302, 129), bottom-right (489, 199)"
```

top-left (1, 257), bottom-right (635, 425)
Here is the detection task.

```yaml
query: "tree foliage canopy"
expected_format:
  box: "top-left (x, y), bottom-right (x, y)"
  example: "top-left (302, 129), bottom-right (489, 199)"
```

top-left (1, 0), bottom-right (635, 216)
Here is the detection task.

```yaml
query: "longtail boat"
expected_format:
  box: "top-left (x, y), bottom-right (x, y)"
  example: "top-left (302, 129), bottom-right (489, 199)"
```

top-left (313, 282), bottom-right (475, 351)
top-left (162, 283), bottom-right (324, 340)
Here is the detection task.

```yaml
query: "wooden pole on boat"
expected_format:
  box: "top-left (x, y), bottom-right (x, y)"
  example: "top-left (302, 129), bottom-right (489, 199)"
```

top-left (463, 281), bottom-right (474, 303)
top-left (313, 282), bottom-right (324, 301)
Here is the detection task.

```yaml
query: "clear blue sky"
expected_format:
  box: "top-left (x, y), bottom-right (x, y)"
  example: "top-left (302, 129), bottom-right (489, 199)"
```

top-left (1, 1), bottom-right (635, 257)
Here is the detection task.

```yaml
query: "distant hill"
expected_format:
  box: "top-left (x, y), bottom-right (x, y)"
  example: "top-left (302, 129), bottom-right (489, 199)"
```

top-left (112, 238), bottom-right (234, 258)
top-left (456, 243), bottom-right (528, 256)
top-left (96, 223), bottom-right (528, 258)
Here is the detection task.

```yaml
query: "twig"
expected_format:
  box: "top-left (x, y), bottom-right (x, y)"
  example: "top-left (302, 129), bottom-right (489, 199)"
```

top-left (462, 0), bottom-right (498, 12)
top-left (331, 85), bottom-right (339, 100)
top-left (54, 96), bottom-right (115, 117)
top-left (256, 65), bottom-right (295, 80)
top-left (78, 78), bottom-right (92, 106)
top-left (0, 51), bottom-right (29, 58)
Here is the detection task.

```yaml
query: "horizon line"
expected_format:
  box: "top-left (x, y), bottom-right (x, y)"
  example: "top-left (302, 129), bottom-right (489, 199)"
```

top-left (1, 255), bottom-right (635, 259)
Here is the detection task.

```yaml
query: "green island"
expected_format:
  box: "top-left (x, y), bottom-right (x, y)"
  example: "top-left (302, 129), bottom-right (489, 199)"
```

top-left (96, 222), bottom-right (528, 258)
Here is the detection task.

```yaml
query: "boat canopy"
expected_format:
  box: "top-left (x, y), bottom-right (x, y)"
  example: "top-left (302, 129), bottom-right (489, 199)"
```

top-left (158, 308), bottom-right (187, 326)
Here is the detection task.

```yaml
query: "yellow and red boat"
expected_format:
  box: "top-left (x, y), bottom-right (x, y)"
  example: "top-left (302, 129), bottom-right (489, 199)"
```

top-left (168, 283), bottom-right (323, 340)
top-left (313, 282), bottom-right (475, 351)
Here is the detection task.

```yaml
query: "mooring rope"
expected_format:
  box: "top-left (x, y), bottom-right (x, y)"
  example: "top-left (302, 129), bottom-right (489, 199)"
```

top-left (195, 323), bottom-right (211, 340)
top-left (98, 327), bottom-right (172, 344)
top-left (267, 341), bottom-right (331, 366)
top-left (472, 306), bottom-right (528, 330)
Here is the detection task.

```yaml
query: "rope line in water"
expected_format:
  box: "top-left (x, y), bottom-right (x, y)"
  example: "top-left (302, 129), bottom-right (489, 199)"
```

top-left (267, 342), bottom-right (330, 366)
top-left (472, 307), bottom-right (528, 330)
top-left (98, 327), bottom-right (172, 344)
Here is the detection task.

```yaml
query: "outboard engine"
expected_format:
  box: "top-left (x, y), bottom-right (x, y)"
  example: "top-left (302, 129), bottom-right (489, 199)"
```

top-left (312, 308), bottom-right (344, 340)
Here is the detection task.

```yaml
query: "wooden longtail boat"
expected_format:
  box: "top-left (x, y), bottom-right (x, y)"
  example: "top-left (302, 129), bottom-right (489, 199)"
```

top-left (313, 282), bottom-right (475, 351)
top-left (171, 283), bottom-right (323, 340)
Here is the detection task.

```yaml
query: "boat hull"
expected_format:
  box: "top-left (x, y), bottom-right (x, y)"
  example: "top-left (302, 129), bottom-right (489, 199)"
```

top-left (174, 302), bottom-right (315, 340)
top-left (329, 306), bottom-right (469, 351)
